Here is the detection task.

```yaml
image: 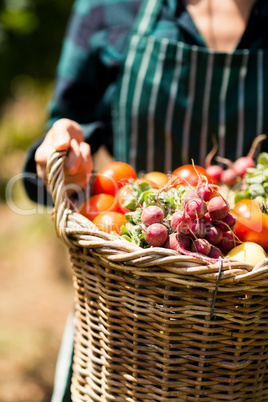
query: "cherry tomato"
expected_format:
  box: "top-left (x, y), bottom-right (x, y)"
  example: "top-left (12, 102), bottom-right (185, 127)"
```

top-left (231, 199), bottom-right (268, 248)
top-left (115, 185), bottom-right (132, 214)
top-left (79, 193), bottom-right (119, 221)
top-left (172, 165), bottom-right (217, 187)
top-left (93, 211), bottom-right (128, 234)
top-left (92, 161), bottom-right (137, 196)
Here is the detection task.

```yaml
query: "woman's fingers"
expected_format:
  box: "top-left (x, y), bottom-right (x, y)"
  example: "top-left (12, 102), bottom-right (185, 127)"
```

top-left (64, 138), bottom-right (83, 174)
top-left (64, 142), bottom-right (93, 191)
top-left (52, 119), bottom-right (84, 150)
top-left (34, 119), bottom-right (92, 193)
top-left (80, 141), bottom-right (93, 174)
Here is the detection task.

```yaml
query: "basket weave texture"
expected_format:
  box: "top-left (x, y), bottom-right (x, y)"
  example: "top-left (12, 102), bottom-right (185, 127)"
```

top-left (48, 151), bottom-right (268, 402)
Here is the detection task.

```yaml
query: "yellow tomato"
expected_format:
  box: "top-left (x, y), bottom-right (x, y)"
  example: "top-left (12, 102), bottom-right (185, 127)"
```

top-left (93, 211), bottom-right (127, 234)
top-left (143, 171), bottom-right (169, 187)
top-left (227, 242), bottom-right (267, 266)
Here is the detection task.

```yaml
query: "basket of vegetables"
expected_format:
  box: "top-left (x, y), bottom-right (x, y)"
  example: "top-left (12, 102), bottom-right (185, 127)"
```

top-left (48, 147), bottom-right (268, 402)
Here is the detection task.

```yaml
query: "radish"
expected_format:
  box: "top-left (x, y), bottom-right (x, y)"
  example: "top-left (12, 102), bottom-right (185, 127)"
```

top-left (213, 213), bottom-right (236, 232)
top-left (206, 165), bottom-right (223, 182)
top-left (222, 213), bottom-right (236, 229)
top-left (198, 186), bottom-right (212, 202)
top-left (145, 223), bottom-right (168, 247)
top-left (182, 190), bottom-right (199, 204)
top-left (183, 184), bottom-right (212, 203)
top-left (215, 156), bottom-right (238, 186)
top-left (170, 210), bottom-right (189, 232)
top-left (208, 245), bottom-right (223, 259)
top-left (207, 196), bottom-right (229, 220)
top-left (202, 212), bottom-right (212, 225)
top-left (232, 157), bottom-right (255, 178)
top-left (205, 135), bottom-right (223, 183)
top-left (205, 225), bottom-right (223, 245)
top-left (217, 231), bottom-right (237, 254)
top-left (141, 205), bottom-right (164, 227)
top-left (178, 218), bottom-right (192, 236)
top-left (164, 233), bottom-right (214, 261)
top-left (191, 238), bottom-right (211, 255)
top-left (173, 245), bottom-right (222, 262)
top-left (164, 232), bottom-right (190, 252)
top-left (185, 198), bottom-right (207, 219)
top-left (232, 134), bottom-right (267, 178)
top-left (187, 220), bottom-right (206, 239)
top-left (220, 168), bottom-right (238, 187)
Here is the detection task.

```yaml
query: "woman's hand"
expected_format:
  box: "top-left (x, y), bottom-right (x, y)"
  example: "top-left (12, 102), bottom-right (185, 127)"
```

top-left (35, 119), bottom-right (93, 193)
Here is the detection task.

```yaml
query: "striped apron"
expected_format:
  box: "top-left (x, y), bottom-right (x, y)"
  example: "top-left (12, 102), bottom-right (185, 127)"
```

top-left (113, 0), bottom-right (268, 174)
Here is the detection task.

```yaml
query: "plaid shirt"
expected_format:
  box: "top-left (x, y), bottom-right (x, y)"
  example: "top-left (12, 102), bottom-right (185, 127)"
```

top-left (24, 0), bottom-right (268, 203)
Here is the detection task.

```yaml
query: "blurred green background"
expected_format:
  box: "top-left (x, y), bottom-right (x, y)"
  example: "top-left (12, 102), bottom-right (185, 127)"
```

top-left (0, 1), bottom-right (77, 401)
top-left (0, 0), bottom-right (73, 163)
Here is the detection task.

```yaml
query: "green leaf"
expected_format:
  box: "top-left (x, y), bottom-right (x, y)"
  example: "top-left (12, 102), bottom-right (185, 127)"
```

top-left (245, 173), bottom-right (264, 185)
top-left (259, 201), bottom-right (268, 214)
top-left (129, 225), bottom-right (147, 247)
top-left (227, 189), bottom-right (250, 208)
top-left (248, 183), bottom-right (265, 197)
top-left (158, 188), bottom-right (182, 211)
top-left (122, 194), bottom-right (138, 211)
top-left (121, 235), bottom-right (132, 242)
top-left (257, 152), bottom-right (268, 167)
top-left (124, 210), bottom-right (142, 224)
top-left (120, 225), bottom-right (129, 236)
top-left (136, 181), bottom-right (152, 193)
top-left (142, 190), bottom-right (158, 208)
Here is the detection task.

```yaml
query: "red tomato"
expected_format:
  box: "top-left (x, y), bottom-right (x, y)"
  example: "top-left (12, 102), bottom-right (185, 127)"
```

top-left (93, 211), bottom-right (128, 234)
top-left (92, 161), bottom-right (137, 196)
top-left (115, 185), bottom-right (132, 214)
top-left (79, 193), bottom-right (120, 221)
top-left (172, 165), bottom-right (217, 187)
top-left (231, 199), bottom-right (268, 248)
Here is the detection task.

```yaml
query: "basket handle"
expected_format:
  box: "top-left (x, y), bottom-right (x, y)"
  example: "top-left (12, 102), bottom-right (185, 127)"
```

top-left (46, 149), bottom-right (74, 243)
top-left (46, 149), bottom-right (134, 249)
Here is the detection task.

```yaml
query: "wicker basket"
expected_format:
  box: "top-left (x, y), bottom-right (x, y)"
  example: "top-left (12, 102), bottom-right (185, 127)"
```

top-left (48, 150), bottom-right (268, 402)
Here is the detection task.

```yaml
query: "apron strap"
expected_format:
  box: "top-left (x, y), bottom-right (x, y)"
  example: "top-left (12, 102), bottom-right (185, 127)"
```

top-left (132, 0), bottom-right (164, 36)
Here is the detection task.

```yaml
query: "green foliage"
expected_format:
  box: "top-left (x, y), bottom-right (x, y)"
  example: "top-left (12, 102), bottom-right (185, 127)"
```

top-left (0, 0), bottom-right (74, 202)
top-left (0, 9), bottom-right (38, 34)
top-left (0, 0), bottom-right (74, 108)
top-left (228, 152), bottom-right (268, 207)
top-left (0, 78), bottom-right (52, 154)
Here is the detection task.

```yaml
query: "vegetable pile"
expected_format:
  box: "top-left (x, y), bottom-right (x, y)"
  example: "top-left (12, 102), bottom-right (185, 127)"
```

top-left (112, 177), bottom-right (238, 261)
top-left (79, 140), bottom-right (268, 265)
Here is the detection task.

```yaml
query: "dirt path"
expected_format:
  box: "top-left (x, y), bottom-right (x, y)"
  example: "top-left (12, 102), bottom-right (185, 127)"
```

top-left (0, 194), bottom-right (74, 402)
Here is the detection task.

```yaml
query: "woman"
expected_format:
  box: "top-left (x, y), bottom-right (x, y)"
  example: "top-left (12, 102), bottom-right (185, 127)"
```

top-left (24, 0), bottom-right (268, 203)
top-left (23, 0), bottom-right (268, 400)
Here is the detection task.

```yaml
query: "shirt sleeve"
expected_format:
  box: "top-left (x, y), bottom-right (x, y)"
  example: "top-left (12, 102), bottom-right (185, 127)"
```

top-left (46, 0), bottom-right (123, 152)
top-left (22, 0), bottom-right (134, 204)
